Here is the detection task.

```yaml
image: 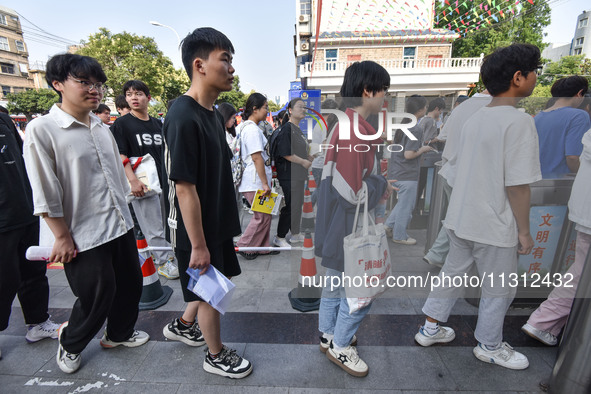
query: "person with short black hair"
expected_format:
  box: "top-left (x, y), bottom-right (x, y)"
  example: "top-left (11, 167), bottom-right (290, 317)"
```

top-left (316, 60), bottom-right (391, 377)
top-left (111, 79), bottom-right (179, 279)
top-left (535, 75), bottom-right (590, 177)
top-left (115, 94), bottom-right (130, 116)
top-left (93, 103), bottom-right (111, 124)
top-left (23, 53), bottom-right (149, 374)
top-left (162, 27), bottom-right (252, 379)
top-left (415, 43), bottom-right (542, 370)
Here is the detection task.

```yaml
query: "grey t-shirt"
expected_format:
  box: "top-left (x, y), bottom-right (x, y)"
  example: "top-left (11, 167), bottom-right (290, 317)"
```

top-left (388, 124), bottom-right (422, 181)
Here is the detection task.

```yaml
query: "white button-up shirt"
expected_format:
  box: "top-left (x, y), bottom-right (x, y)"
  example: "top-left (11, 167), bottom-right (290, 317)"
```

top-left (23, 104), bottom-right (133, 252)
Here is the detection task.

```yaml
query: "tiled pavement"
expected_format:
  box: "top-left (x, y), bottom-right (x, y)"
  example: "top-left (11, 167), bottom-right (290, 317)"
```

top-left (0, 212), bottom-right (558, 393)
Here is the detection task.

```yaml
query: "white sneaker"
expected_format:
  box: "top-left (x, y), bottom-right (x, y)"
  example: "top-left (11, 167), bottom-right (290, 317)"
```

top-left (423, 256), bottom-right (443, 268)
top-left (273, 236), bottom-right (291, 248)
top-left (393, 237), bottom-right (417, 245)
top-left (56, 322), bottom-right (81, 374)
top-left (473, 342), bottom-right (529, 370)
top-left (326, 343), bottom-right (368, 377)
top-left (158, 259), bottom-right (179, 279)
top-left (521, 323), bottom-right (557, 346)
top-left (100, 330), bottom-right (150, 348)
top-left (26, 318), bottom-right (60, 343)
top-left (414, 326), bottom-right (455, 347)
top-left (290, 233), bottom-right (305, 243)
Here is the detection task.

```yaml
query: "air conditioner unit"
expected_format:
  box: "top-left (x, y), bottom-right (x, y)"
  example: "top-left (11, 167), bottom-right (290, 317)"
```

top-left (299, 15), bottom-right (310, 23)
top-left (301, 42), bottom-right (309, 51)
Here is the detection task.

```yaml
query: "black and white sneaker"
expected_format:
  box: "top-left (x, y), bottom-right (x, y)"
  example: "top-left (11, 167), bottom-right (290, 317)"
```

top-left (203, 345), bottom-right (252, 379)
top-left (162, 318), bottom-right (205, 347)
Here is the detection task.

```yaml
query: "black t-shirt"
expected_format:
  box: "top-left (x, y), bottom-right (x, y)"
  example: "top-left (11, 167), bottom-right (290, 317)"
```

top-left (111, 113), bottom-right (165, 183)
top-left (274, 122), bottom-right (309, 181)
top-left (0, 113), bottom-right (36, 231)
top-left (162, 95), bottom-right (241, 251)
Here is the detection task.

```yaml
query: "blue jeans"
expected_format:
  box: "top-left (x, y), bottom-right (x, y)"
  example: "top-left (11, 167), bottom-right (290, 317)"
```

top-left (318, 268), bottom-right (372, 348)
top-left (385, 180), bottom-right (418, 241)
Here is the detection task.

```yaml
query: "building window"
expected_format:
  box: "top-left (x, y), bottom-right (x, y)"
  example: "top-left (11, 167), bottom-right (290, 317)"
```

top-left (12, 87), bottom-right (23, 94)
top-left (0, 36), bottom-right (9, 51)
top-left (403, 47), bottom-right (416, 68)
top-left (1, 86), bottom-right (10, 96)
top-left (0, 15), bottom-right (6, 26)
top-left (300, 0), bottom-right (311, 15)
top-left (1, 63), bottom-right (14, 74)
top-left (575, 37), bottom-right (584, 46)
top-left (574, 48), bottom-right (583, 55)
top-left (15, 40), bottom-right (25, 52)
top-left (579, 18), bottom-right (588, 28)
top-left (325, 49), bottom-right (338, 70)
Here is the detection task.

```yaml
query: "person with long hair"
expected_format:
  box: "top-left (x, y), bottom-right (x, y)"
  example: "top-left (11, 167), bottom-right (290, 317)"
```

top-left (218, 102), bottom-right (237, 147)
top-left (315, 61), bottom-right (391, 377)
top-left (236, 93), bottom-right (276, 259)
top-left (384, 95), bottom-right (435, 245)
top-left (272, 97), bottom-right (312, 247)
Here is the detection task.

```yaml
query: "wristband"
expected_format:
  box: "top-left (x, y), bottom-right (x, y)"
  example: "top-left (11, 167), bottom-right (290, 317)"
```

top-left (122, 158), bottom-right (130, 167)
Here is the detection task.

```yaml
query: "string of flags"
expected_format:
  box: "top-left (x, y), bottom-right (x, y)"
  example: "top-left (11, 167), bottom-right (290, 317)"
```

top-left (315, 0), bottom-right (537, 44)
top-left (434, 0), bottom-right (536, 36)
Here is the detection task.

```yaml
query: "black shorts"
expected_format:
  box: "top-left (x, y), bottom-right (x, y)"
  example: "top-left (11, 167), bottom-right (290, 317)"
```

top-left (177, 239), bottom-right (241, 302)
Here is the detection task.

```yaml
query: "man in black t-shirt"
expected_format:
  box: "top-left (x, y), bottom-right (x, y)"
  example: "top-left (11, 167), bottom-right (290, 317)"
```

top-left (111, 80), bottom-right (179, 279)
top-left (0, 112), bottom-right (61, 354)
top-left (161, 27), bottom-right (252, 379)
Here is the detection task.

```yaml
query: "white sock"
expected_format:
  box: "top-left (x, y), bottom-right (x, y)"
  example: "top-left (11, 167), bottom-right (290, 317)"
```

top-left (424, 320), bottom-right (439, 335)
top-left (322, 333), bottom-right (334, 341)
top-left (332, 343), bottom-right (346, 352)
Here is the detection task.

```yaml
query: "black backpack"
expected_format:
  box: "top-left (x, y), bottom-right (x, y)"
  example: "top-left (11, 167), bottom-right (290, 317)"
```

top-left (268, 124), bottom-right (285, 164)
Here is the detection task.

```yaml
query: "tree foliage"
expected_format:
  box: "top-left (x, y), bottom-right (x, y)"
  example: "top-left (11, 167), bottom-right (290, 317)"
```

top-left (437, 0), bottom-right (551, 58)
top-left (6, 89), bottom-right (59, 121)
top-left (77, 28), bottom-right (186, 102)
top-left (538, 55), bottom-right (589, 86)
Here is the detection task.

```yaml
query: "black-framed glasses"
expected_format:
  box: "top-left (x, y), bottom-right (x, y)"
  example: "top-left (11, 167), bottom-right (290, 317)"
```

top-left (69, 77), bottom-right (107, 93)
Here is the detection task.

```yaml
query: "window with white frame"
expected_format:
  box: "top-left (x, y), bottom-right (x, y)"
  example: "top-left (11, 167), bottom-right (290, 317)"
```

top-left (574, 48), bottom-right (583, 55)
top-left (403, 47), bottom-right (416, 68)
top-left (579, 18), bottom-right (588, 28)
top-left (1, 86), bottom-right (10, 96)
top-left (15, 40), bottom-right (25, 52)
top-left (575, 37), bottom-right (584, 46)
top-left (300, 0), bottom-right (311, 15)
top-left (0, 15), bottom-right (6, 26)
top-left (0, 36), bottom-right (9, 51)
top-left (325, 49), bottom-right (338, 70)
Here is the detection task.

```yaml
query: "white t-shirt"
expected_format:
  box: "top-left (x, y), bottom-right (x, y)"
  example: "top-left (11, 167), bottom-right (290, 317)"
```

top-left (237, 120), bottom-right (272, 193)
top-left (439, 93), bottom-right (491, 187)
top-left (311, 122), bottom-right (327, 169)
top-left (569, 129), bottom-right (591, 235)
top-left (444, 105), bottom-right (542, 247)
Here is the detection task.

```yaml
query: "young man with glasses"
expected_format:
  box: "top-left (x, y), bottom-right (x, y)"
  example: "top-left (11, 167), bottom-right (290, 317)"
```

top-left (23, 53), bottom-right (149, 374)
top-left (111, 80), bottom-right (179, 279)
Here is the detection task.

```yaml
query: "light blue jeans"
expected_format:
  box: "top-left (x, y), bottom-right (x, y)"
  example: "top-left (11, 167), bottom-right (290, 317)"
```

top-left (318, 268), bottom-right (372, 348)
top-left (385, 180), bottom-right (418, 241)
top-left (425, 177), bottom-right (453, 264)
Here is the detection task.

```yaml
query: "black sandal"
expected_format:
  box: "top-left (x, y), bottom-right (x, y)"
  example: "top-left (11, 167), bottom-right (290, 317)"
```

top-left (237, 251), bottom-right (258, 260)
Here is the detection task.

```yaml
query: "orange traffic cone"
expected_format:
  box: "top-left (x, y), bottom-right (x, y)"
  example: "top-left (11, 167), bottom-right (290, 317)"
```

top-left (288, 232), bottom-right (320, 312)
top-left (138, 237), bottom-right (173, 310)
top-left (308, 170), bottom-right (317, 194)
top-left (301, 184), bottom-right (315, 232)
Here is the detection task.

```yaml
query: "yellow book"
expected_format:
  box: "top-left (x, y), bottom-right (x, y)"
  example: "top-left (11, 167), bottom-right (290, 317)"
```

top-left (251, 190), bottom-right (283, 215)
